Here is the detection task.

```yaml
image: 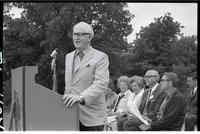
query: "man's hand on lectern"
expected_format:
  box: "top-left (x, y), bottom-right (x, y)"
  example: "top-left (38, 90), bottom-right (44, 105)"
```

top-left (63, 94), bottom-right (81, 108)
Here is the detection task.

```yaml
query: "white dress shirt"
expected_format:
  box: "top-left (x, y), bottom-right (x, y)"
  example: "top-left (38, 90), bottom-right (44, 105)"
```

top-left (114, 90), bottom-right (132, 113)
top-left (192, 86), bottom-right (197, 95)
top-left (127, 88), bottom-right (145, 113)
top-left (193, 86), bottom-right (197, 93)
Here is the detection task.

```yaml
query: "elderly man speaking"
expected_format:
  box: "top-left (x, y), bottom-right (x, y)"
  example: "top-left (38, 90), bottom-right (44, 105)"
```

top-left (63, 22), bottom-right (109, 131)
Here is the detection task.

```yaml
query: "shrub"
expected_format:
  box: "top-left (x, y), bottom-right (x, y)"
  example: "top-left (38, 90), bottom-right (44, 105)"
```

top-left (3, 79), bottom-right (11, 110)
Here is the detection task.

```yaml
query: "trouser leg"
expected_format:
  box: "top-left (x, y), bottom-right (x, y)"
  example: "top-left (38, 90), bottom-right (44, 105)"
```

top-left (185, 116), bottom-right (196, 131)
top-left (79, 121), bottom-right (104, 131)
top-left (117, 117), bottom-right (128, 131)
top-left (123, 118), bottom-right (142, 131)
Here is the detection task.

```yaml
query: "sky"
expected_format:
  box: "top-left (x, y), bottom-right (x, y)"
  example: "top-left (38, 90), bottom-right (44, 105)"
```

top-left (126, 3), bottom-right (197, 43)
top-left (9, 3), bottom-right (197, 43)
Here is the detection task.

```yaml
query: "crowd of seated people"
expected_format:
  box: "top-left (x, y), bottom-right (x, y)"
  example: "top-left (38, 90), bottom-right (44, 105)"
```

top-left (104, 70), bottom-right (197, 131)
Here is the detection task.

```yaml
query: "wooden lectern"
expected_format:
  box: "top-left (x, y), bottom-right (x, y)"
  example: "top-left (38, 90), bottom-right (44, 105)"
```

top-left (10, 66), bottom-right (79, 131)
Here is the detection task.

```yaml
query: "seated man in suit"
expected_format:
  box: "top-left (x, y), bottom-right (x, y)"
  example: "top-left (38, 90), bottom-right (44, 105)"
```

top-left (117, 70), bottom-right (164, 131)
top-left (184, 71), bottom-right (197, 131)
top-left (139, 72), bottom-right (186, 131)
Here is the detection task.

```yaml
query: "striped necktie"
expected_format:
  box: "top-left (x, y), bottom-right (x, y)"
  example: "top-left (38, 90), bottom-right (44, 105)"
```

top-left (77, 51), bottom-right (84, 61)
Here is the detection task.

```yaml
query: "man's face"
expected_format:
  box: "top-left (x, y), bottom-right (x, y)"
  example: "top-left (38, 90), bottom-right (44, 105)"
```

top-left (144, 73), bottom-right (157, 88)
top-left (73, 27), bottom-right (91, 51)
top-left (187, 77), bottom-right (197, 88)
top-left (160, 75), bottom-right (171, 90)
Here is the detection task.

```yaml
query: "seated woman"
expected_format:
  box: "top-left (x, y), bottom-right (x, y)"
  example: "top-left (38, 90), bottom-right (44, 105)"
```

top-left (109, 76), bottom-right (132, 115)
top-left (107, 76), bottom-right (132, 130)
top-left (117, 76), bottom-right (145, 131)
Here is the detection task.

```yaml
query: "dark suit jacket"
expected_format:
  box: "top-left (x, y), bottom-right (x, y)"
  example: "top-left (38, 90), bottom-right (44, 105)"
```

top-left (150, 89), bottom-right (186, 131)
top-left (139, 84), bottom-right (164, 120)
top-left (183, 87), bottom-right (191, 99)
top-left (139, 88), bottom-right (150, 114)
top-left (186, 88), bottom-right (197, 115)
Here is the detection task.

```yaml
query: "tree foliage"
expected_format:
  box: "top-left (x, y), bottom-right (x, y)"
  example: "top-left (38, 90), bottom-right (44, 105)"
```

top-left (3, 2), bottom-right (134, 94)
top-left (134, 13), bottom-right (184, 66)
top-left (3, 3), bottom-right (197, 99)
top-left (133, 13), bottom-right (197, 92)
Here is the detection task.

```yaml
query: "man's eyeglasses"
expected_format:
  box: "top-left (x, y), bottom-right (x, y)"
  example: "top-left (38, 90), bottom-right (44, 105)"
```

top-left (73, 33), bottom-right (90, 37)
top-left (160, 79), bottom-right (171, 82)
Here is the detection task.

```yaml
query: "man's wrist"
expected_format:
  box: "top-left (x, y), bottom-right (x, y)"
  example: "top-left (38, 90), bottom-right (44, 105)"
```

top-left (79, 95), bottom-right (85, 105)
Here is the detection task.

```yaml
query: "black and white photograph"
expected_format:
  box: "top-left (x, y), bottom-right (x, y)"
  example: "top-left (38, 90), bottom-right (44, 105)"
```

top-left (2, 2), bottom-right (197, 131)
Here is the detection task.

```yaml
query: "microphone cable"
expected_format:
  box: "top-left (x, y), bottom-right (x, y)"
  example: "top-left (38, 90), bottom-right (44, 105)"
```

top-left (41, 70), bottom-right (53, 85)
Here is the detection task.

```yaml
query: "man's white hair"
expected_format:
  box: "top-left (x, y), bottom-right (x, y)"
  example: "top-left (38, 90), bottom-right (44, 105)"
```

top-left (73, 22), bottom-right (94, 39)
top-left (145, 70), bottom-right (160, 82)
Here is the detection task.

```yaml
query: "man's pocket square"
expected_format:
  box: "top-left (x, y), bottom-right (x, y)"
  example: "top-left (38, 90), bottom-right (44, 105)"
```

top-left (86, 64), bottom-right (90, 67)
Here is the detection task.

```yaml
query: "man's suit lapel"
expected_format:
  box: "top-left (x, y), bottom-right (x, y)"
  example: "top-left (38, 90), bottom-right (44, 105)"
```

top-left (74, 48), bottom-right (94, 73)
top-left (147, 85), bottom-right (160, 111)
top-left (67, 51), bottom-right (76, 83)
top-left (150, 84), bottom-right (161, 100)
top-left (140, 89), bottom-right (149, 113)
top-left (186, 87), bottom-right (193, 102)
top-left (144, 89), bottom-right (152, 112)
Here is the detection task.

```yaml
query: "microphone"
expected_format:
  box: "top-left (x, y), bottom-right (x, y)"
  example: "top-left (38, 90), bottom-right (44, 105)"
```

top-left (50, 48), bottom-right (58, 58)
top-left (50, 48), bottom-right (58, 70)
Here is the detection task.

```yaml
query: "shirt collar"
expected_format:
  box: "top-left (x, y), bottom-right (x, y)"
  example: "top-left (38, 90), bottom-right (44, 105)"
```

top-left (165, 87), bottom-right (176, 96)
top-left (151, 83), bottom-right (159, 92)
top-left (193, 86), bottom-right (197, 93)
top-left (119, 90), bottom-right (131, 97)
top-left (76, 45), bottom-right (91, 56)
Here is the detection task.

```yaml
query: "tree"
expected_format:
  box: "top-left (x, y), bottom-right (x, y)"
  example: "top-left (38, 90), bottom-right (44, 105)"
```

top-left (133, 12), bottom-right (197, 91)
top-left (134, 12), bottom-right (184, 67)
top-left (173, 35), bottom-right (197, 67)
top-left (171, 35), bottom-right (197, 92)
top-left (3, 2), bottom-right (134, 94)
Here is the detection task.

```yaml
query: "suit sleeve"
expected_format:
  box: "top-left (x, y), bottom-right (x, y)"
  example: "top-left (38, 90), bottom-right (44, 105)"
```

top-left (81, 53), bottom-right (109, 105)
top-left (150, 93), bottom-right (186, 130)
top-left (187, 94), bottom-right (197, 115)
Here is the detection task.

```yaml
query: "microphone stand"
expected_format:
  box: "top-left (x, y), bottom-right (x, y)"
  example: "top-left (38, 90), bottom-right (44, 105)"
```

top-left (51, 55), bottom-right (57, 93)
